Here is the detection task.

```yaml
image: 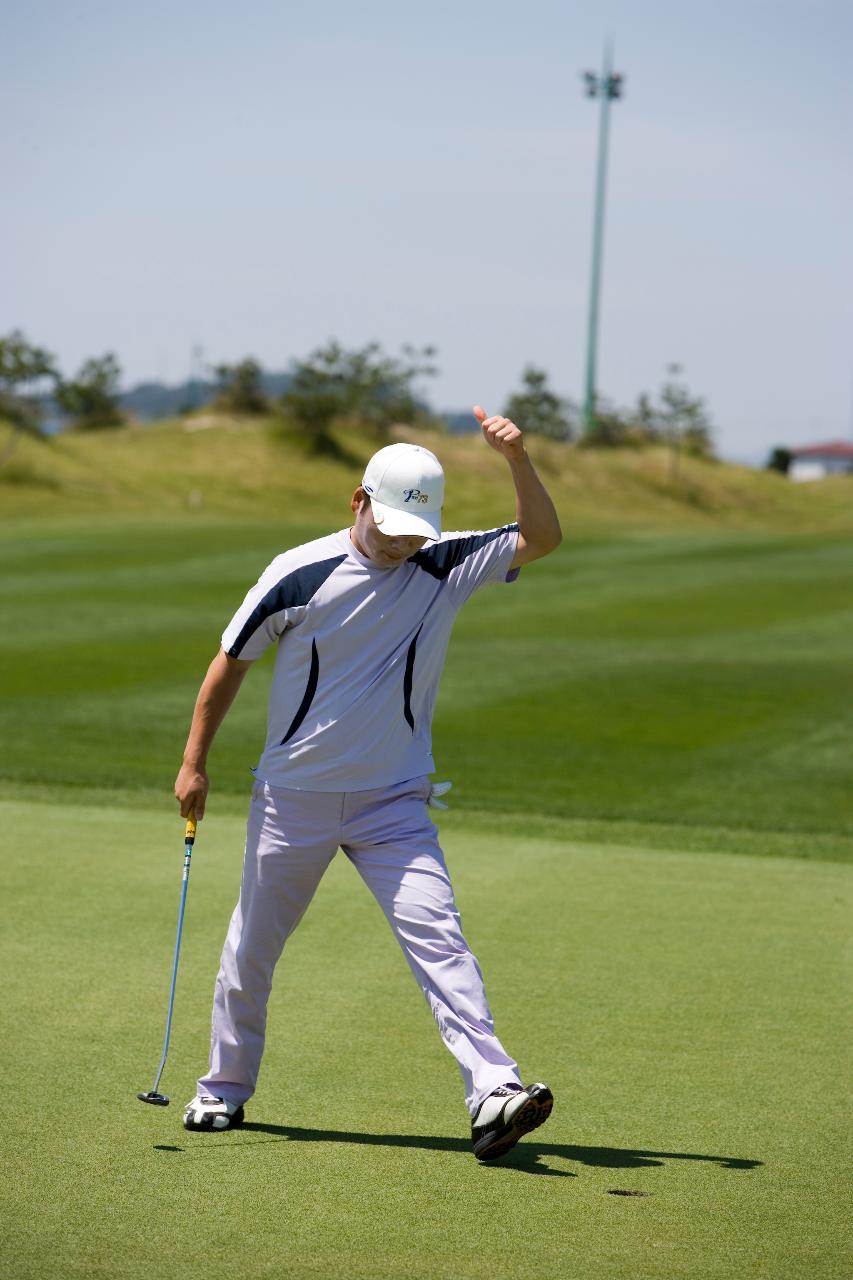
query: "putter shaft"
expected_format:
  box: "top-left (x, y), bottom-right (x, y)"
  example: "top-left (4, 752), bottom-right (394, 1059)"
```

top-left (138, 812), bottom-right (196, 1103)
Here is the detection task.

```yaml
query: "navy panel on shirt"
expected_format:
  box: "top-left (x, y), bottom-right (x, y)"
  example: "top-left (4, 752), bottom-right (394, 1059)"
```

top-left (411, 525), bottom-right (518, 581)
top-left (227, 554), bottom-right (346, 658)
top-left (281, 638), bottom-right (321, 744)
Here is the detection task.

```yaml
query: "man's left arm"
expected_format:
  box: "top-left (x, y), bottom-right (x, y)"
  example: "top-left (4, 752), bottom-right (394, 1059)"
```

top-left (473, 404), bottom-right (563, 569)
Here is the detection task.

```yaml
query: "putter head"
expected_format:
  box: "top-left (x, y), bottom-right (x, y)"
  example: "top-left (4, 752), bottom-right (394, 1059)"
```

top-left (137, 1091), bottom-right (170, 1106)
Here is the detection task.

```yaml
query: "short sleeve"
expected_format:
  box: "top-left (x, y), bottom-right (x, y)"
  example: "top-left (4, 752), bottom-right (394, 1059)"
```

top-left (221, 550), bottom-right (348, 660)
top-left (221, 556), bottom-right (293, 660)
top-left (410, 524), bottom-right (520, 609)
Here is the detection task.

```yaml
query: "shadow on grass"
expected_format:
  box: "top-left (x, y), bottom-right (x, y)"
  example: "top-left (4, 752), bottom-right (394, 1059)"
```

top-left (165, 1122), bottom-right (763, 1179)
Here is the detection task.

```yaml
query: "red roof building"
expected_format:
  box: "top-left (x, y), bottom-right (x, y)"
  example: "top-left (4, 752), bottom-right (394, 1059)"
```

top-left (788, 441), bottom-right (853, 480)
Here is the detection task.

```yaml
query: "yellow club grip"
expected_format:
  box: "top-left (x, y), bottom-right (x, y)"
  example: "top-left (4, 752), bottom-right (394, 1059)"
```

top-left (185, 805), bottom-right (197, 845)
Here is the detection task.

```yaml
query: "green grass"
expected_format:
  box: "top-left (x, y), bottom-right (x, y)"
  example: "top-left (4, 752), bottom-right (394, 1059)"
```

top-left (1, 516), bottom-right (852, 857)
top-left (2, 446), bottom-right (852, 1277)
top-left (4, 414), bottom-right (853, 535)
top-left (2, 800), bottom-right (849, 1279)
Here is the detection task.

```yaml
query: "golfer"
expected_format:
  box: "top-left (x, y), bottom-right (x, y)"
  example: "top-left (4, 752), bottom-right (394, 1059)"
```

top-left (174, 406), bottom-right (562, 1160)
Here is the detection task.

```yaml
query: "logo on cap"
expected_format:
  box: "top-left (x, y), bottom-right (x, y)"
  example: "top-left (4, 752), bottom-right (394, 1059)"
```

top-left (403, 489), bottom-right (429, 505)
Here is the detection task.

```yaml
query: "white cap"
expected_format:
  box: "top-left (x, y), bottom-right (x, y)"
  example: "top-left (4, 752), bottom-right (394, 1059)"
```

top-left (362, 443), bottom-right (444, 540)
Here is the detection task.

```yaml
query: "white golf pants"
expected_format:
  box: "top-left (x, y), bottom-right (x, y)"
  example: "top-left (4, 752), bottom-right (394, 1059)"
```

top-left (198, 777), bottom-right (521, 1115)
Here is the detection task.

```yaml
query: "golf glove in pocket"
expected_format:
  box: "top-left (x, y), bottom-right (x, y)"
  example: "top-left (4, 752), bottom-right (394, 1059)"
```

top-left (428, 781), bottom-right (452, 810)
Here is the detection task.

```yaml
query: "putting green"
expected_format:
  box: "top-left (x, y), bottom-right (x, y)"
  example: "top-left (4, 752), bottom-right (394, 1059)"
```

top-left (2, 800), bottom-right (849, 1280)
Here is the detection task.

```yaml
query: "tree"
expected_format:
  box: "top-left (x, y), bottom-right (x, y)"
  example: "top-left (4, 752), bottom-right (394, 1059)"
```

top-left (630, 392), bottom-right (663, 444)
top-left (56, 354), bottom-right (125, 430)
top-left (213, 357), bottom-right (268, 415)
top-left (503, 366), bottom-right (575, 441)
top-left (580, 402), bottom-right (631, 447)
top-left (280, 341), bottom-right (437, 454)
top-left (0, 331), bottom-right (59, 463)
top-left (656, 364), bottom-right (715, 467)
top-left (766, 447), bottom-right (791, 474)
top-left (576, 367), bottom-right (715, 456)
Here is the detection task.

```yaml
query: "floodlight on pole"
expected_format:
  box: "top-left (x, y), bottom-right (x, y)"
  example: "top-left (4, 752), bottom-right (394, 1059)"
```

top-left (581, 42), bottom-right (625, 436)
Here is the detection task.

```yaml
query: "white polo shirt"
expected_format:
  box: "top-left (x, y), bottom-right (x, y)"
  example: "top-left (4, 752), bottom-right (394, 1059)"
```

top-left (221, 524), bottom-right (520, 791)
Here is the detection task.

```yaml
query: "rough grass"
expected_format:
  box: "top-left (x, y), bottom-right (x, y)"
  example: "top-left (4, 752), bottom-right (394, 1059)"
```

top-left (2, 414), bottom-right (853, 534)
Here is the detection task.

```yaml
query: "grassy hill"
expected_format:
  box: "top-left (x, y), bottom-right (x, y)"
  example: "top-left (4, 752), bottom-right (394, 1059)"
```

top-left (2, 412), bottom-right (853, 533)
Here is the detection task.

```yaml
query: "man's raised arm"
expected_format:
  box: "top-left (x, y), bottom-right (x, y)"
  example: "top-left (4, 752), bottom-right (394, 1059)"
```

top-left (174, 649), bottom-right (254, 819)
top-left (473, 404), bottom-right (562, 569)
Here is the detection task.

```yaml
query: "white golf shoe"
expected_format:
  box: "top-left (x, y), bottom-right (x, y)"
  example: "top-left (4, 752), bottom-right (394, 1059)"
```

top-left (182, 1094), bottom-right (245, 1131)
top-left (471, 1082), bottom-right (553, 1161)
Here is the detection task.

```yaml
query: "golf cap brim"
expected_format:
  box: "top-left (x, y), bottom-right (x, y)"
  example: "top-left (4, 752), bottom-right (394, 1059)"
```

top-left (369, 496), bottom-right (441, 541)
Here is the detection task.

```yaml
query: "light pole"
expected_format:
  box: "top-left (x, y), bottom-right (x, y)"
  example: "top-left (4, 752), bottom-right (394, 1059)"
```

top-left (581, 44), bottom-right (624, 436)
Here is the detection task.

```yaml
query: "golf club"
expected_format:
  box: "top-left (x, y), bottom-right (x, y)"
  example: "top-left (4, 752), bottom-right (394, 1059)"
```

top-left (137, 806), bottom-right (197, 1106)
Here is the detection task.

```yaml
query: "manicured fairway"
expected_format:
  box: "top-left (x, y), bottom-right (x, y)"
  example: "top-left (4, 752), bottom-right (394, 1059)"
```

top-left (2, 800), bottom-right (849, 1280)
top-left (1, 516), bottom-right (852, 854)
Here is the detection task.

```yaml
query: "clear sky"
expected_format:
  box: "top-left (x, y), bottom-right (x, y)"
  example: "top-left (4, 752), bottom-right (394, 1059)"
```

top-left (2, 0), bottom-right (851, 460)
